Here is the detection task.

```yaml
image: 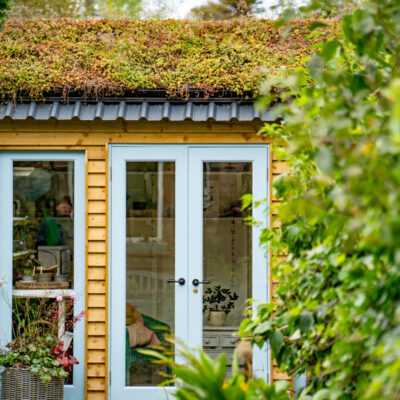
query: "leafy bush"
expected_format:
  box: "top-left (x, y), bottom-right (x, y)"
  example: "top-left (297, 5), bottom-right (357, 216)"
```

top-left (239, 1), bottom-right (400, 399)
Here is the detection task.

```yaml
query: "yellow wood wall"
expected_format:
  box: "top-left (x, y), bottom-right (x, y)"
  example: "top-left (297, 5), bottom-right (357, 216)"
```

top-left (270, 154), bottom-right (292, 388)
top-left (0, 119), bottom-right (289, 399)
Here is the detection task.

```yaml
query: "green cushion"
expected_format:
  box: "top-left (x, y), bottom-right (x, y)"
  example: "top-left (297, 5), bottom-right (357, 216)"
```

top-left (125, 314), bottom-right (171, 365)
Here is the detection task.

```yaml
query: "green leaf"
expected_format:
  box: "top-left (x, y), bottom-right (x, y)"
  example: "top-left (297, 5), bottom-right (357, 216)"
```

top-left (270, 331), bottom-right (284, 356)
top-left (254, 321), bottom-right (273, 335)
top-left (274, 380), bottom-right (290, 394)
top-left (342, 14), bottom-right (354, 42)
top-left (307, 54), bottom-right (325, 79)
top-left (308, 21), bottom-right (329, 31)
top-left (321, 40), bottom-right (340, 62)
top-left (299, 312), bottom-right (313, 332)
top-left (289, 330), bottom-right (301, 341)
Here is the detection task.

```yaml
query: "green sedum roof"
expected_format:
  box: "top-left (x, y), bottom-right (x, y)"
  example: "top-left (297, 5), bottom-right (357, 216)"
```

top-left (0, 18), bottom-right (338, 101)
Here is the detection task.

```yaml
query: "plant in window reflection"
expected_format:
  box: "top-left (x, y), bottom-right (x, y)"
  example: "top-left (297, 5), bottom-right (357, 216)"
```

top-left (0, 293), bottom-right (85, 384)
top-left (203, 285), bottom-right (239, 325)
top-left (13, 218), bottom-right (41, 250)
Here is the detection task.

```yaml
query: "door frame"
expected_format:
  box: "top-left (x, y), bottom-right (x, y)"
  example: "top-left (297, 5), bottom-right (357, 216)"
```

top-left (0, 151), bottom-right (86, 400)
top-left (109, 145), bottom-right (189, 399)
top-left (108, 144), bottom-right (271, 399)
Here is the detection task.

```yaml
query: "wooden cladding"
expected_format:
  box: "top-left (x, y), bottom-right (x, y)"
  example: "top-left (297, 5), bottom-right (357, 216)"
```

top-left (270, 151), bottom-right (291, 385)
top-left (86, 145), bottom-right (108, 399)
top-left (0, 120), bottom-right (289, 399)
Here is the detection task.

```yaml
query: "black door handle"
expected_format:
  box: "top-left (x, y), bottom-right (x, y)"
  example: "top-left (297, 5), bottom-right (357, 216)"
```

top-left (192, 279), bottom-right (211, 286)
top-left (167, 278), bottom-right (186, 285)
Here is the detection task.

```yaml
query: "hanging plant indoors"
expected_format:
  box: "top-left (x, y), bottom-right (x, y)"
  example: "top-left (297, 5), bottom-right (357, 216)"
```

top-left (203, 285), bottom-right (239, 326)
top-left (0, 285), bottom-right (85, 400)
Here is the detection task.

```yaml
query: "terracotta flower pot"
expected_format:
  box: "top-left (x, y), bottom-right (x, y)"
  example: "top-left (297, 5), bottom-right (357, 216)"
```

top-left (209, 311), bottom-right (226, 326)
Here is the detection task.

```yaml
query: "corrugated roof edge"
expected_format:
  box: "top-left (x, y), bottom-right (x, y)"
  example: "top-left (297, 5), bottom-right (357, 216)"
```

top-left (0, 100), bottom-right (276, 122)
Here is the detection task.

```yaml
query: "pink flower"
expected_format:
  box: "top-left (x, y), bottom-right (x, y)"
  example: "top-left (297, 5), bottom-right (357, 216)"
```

top-left (51, 341), bottom-right (64, 356)
top-left (0, 279), bottom-right (3, 285)
top-left (56, 295), bottom-right (63, 302)
top-left (70, 292), bottom-right (76, 300)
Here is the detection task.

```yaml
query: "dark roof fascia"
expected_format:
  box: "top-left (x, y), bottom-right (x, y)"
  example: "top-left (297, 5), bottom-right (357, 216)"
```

top-left (0, 98), bottom-right (275, 122)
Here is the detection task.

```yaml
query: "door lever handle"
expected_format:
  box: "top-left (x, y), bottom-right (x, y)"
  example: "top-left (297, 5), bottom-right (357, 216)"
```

top-left (167, 278), bottom-right (186, 285)
top-left (192, 279), bottom-right (211, 286)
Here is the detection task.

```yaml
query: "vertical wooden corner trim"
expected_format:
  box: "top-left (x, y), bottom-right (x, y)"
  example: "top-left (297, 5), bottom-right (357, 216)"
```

top-left (269, 150), bottom-right (274, 385)
top-left (104, 143), bottom-right (110, 398)
top-left (84, 149), bottom-right (89, 400)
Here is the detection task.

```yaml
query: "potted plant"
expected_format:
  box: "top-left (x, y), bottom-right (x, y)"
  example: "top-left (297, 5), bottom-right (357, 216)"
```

top-left (203, 285), bottom-right (239, 326)
top-left (0, 286), bottom-right (85, 400)
top-left (13, 251), bottom-right (36, 282)
top-left (21, 267), bottom-right (35, 282)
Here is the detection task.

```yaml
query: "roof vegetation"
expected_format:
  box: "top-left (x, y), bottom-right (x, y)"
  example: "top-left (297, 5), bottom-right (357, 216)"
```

top-left (0, 18), bottom-right (339, 101)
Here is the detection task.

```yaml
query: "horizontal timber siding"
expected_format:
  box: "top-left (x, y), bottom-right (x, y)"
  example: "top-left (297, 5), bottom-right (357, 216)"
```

top-left (271, 151), bottom-right (292, 388)
top-left (0, 119), bottom-right (288, 399)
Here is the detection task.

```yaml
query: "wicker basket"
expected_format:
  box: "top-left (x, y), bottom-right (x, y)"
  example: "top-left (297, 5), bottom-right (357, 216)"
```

top-left (0, 367), bottom-right (64, 400)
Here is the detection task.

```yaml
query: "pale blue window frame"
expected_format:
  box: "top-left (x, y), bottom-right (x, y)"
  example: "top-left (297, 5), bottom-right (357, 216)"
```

top-left (0, 151), bottom-right (85, 400)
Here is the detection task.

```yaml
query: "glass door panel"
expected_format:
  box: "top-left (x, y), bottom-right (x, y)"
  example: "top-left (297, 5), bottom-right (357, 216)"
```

top-left (188, 146), bottom-right (270, 382)
top-left (202, 162), bottom-right (252, 376)
top-left (125, 162), bottom-right (175, 387)
top-left (203, 162), bottom-right (252, 325)
top-left (110, 146), bottom-right (188, 400)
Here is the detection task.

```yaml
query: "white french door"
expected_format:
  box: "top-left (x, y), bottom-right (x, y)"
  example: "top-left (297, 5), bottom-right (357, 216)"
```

top-left (110, 145), bottom-right (270, 399)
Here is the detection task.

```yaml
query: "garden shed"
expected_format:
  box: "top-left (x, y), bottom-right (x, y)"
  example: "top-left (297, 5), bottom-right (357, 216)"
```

top-left (0, 18), bottom-right (325, 400)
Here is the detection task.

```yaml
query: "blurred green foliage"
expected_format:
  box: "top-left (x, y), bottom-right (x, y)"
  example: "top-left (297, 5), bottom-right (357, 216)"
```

top-left (6, 0), bottom-right (142, 18)
top-left (0, 0), bottom-right (9, 26)
top-left (9, 0), bottom-right (82, 18)
top-left (91, 0), bottom-right (142, 18)
top-left (191, 0), bottom-right (264, 20)
top-left (239, 0), bottom-right (400, 399)
top-left (141, 344), bottom-right (292, 400)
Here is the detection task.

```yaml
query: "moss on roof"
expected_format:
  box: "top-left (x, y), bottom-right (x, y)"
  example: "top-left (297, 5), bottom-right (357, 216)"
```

top-left (0, 18), bottom-right (339, 101)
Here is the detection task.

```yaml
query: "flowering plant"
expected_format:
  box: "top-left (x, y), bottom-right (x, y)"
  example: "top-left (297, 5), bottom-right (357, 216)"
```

top-left (0, 291), bottom-right (85, 384)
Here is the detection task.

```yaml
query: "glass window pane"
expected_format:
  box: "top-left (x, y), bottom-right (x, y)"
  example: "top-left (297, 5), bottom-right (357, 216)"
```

top-left (125, 162), bottom-right (175, 387)
top-left (13, 161), bottom-right (74, 287)
top-left (202, 162), bottom-right (252, 376)
top-left (12, 160), bottom-right (76, 383)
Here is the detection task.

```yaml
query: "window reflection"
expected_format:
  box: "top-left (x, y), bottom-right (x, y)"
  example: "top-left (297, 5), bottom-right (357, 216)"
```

top-left (13, 162), bottom-right (74, 288)
top-left (125, 162), bottom-right (175, 386)
top-left (203, 162), bottom-right (252, 377)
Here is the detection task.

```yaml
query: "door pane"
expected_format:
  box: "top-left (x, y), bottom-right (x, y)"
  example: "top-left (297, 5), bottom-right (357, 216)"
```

top-left (125, 162), bottom-right (175, 386)
top-left (202, 162), bottom-right (252, 374)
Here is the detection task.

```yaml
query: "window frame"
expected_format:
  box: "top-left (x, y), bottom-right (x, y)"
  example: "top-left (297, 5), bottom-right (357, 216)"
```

top-left (0, 151), bottom-right (85, 399)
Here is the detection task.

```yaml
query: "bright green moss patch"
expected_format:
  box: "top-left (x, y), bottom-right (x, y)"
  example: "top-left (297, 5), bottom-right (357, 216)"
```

top-left (0, 18), bottom-right (339, 101)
